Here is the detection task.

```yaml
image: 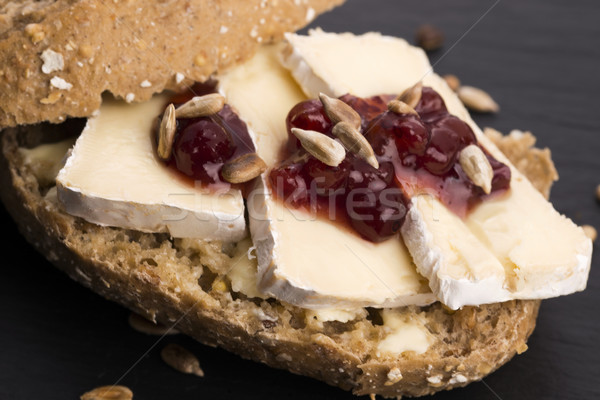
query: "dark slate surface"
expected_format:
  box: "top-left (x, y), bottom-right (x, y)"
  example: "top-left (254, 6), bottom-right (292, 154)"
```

top-left (1, 1), bottom-right (598, 399)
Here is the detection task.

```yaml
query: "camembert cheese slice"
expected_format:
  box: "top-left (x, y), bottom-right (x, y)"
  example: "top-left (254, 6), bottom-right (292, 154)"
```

top-left (219, 45), bottom-right (435, 309)
top-left (56, 96), bottom-right (247, 241)
top-left (282, 29), bottom-right (592, 309)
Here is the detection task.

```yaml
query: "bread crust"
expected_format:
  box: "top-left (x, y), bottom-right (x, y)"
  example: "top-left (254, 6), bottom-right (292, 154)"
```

top-left (0, 0), bottom-right (344, 128)
top-left (0, 125), bottom-right (550, 398)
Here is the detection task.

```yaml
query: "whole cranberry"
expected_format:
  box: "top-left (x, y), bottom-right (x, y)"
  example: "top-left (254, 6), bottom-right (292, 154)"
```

top-left (285, 99), bottom-right (332, 152)
top-left (173, 118), bottom-right (235, 182)
top-left (304, 157), bottom-right (351, 194)
top-left (345, 162), bottom-right (406, 242)
top-left (421, 122), bottom-right (461, 175)
top-left (415, 86), bottom-right (448, 123)
top-left (431, 114), bottom-right (476, 148)
top-left (346, 185), bottom-right (408, 243)
top-left (339, 94), bottom-right (394, 131)
top-left (366, 112), bottom-right (429, 156)
top-left (269, 163), bottom-right (309, 207)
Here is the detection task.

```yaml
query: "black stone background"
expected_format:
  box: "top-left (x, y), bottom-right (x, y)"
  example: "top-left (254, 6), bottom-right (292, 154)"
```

top-left (1, 1), bottom-right (598, 399)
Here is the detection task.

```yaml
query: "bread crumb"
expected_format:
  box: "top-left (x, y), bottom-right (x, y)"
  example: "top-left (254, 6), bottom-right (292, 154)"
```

top-left (41, 49), bottom-right (64, 74)
top-left (50, 76), bottom-right (73, 90)
top-left (306, 7), bottom-right (315, 21)
top-left (384, 368), bottom-right (403, 386)
top-left (40, 91), bottom-right (62, 104)
top-left (175, 72), bottom-right (185, 83)
top-left (194, 53), bottom-right (207, 66)
top-left (140, 80), bottom-right (152, 88)
top-left (220, 25), bottom-right (229, 34)
top-left (250, 26), bottom-right (259, 38)
top-left (125, 93), bottom-right (135, 103)
top-left (427, 375), bottom-right (443, 385)
top-left (582, 225), bottom-right (597, 242)
top-left (25, 23), bottom-right (45, 43)
top-left (79, 44), bottom-right (93, 58)
top-left (478, 362), bottom-right (493, 375)
top-left (449, 373), bottom-right (468, 384)
top-left (516, 342), bottom-right (529, 354)
top-left (276, 352), bottom-right (292, 362)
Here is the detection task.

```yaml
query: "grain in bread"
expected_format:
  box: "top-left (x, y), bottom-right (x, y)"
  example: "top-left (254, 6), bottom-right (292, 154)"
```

top-left (0, 124), bottom-right (552, 398)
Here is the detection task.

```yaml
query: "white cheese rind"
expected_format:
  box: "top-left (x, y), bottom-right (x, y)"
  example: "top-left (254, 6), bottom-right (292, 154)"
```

top-left (402, 196), bottom-right (510, 310)
top-left (283, 30), bottom-right (592, 308)
top-left (56, 96), bottom-right (247, 241)
top-left (219, 45), bottom-right (435, 309)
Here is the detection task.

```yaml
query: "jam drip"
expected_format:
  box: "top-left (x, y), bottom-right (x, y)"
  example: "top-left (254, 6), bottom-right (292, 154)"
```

top-left (158, 82), bottom-right (256, 188)
top-left (270, 87), bottom-right (511, 243)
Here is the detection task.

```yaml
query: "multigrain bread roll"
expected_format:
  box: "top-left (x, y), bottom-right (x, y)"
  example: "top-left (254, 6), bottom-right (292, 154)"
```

top-left (0, 1), bottom-right (575, 397)
top-left (0, 124), bottom-right (553, 398)
top-left (0, 0), bottom-right (344, 127)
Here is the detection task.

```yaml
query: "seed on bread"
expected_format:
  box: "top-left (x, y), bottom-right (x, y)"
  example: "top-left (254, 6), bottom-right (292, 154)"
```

top-left (157, 104), bottom-right (176, 160)
top-left (175, 93), bottom-right (225, 119)
top-left (319, 92), bottom-right (361, 130)
top-left (442, 74), bottom-right (461, 92)
top-left (459, 145), bottom-right (494, 194)
top-left (332, 121), bottom-right (378, 168)
top-left (80, 385), bottom-right (133, 400)
top-left (128, 312), bottom-right (179, 336)
top-left (457, 86), bottom-right (499, 113)
top-left (387, 99), bottom-right (418, 116)
top-left (582, 225), bottom-right (597, 242)
top-left (397, 82), bottom-right (423, 109)
top-left (415, 24), bottom-right (444, 52)
top-left (221, 152), bottom-right (267, 184)
top-left (161, 343), bottom-right (205, 377)
top-left (291, 127), bottom-right (346, 167)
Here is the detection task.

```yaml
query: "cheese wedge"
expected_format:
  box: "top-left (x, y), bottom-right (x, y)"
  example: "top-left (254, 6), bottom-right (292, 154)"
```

top-left (56, 96), bottom-right (247, 241)
top-left (282, 29), bottom-right (592, 309)
top-left (219, 45), bottom-right (435, 309)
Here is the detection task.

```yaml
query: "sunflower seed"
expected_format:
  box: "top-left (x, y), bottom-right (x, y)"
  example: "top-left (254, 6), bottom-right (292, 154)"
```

top-left (332, 121), bottom-right (378, 169)
top-left (80, 385), bottom-right (133, 400)
top-left (582, 225), bottom-right (597, 242)
top-left (157, 104), bottom-right (176, 160)
top-left (291, 128), bottom-right (346, 167)
top-left (443, 74), bottom-right (461, 92)
top-left (221, 153), bottom-right (267, 184)
top-left (161, 343), bottom-right (205, 377)
top-left (175, 93), bottom-right (225, 118)
top-left (397, 82), bottom-right (423, 109)
top-left (319, 93), bottom-right (361, 130)
top-left (387, 99), bottom-right (418, 116)
top-left (128, 312), bottom-right (179, 336)
top-left (457, 86), bottom-right (499, 113)
top-left (416, 24), bottom-right (444, 52)
top-left (459, 144), bottom-right (493, 194)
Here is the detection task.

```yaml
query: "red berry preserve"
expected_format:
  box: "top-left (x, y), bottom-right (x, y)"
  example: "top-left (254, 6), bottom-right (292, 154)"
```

top-left (270, 87), bottom-right (511, 243)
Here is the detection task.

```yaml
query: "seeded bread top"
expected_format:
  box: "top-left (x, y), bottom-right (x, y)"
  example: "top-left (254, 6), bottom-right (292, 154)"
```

top-left (0, 0), bottom-right (344, 128)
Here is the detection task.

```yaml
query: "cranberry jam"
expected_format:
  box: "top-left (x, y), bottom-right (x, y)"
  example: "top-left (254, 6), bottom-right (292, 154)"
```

top-left (270, 87), bottom-right (511, 243)
top-left (158, 82), bottom-right (256, 187)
